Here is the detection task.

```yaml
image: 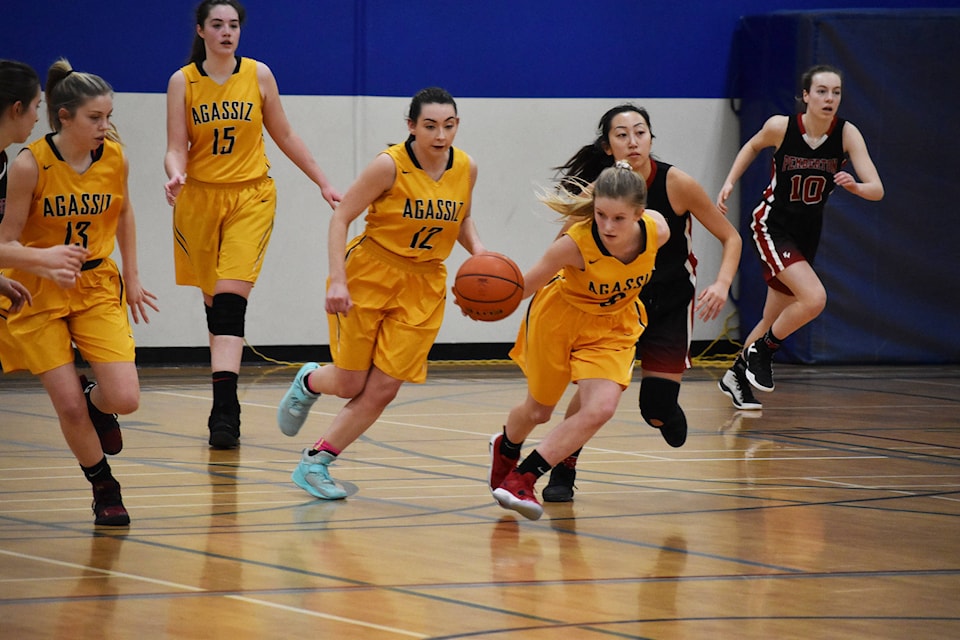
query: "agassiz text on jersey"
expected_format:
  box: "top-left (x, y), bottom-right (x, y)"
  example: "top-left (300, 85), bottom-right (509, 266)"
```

top-left (43, 193), bottom-right (113, 217)
top-left (191, 101), bottom-right (255, 125)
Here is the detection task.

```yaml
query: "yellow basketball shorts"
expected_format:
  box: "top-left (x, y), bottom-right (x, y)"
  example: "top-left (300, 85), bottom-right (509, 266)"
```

top-left (173, 175), bottom-right (276, 296)
top-left (328, 237), bottom-right (447, 384)
top-left (0, 306), bottom-right (28, 374)
top-left (510, 280), bottom-right (644, 406)
top-left (6, 259), bottom-right (135, 375)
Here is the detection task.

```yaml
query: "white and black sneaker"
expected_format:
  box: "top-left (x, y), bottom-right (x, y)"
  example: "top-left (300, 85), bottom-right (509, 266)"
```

top-left (744, 341), bottom-right (775, 392)
top-left (718, 359), bottom-right (763, 410)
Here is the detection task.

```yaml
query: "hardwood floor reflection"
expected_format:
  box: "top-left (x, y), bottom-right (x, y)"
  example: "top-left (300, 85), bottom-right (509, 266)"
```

top-left (1, 363), bottom-right (958, 638)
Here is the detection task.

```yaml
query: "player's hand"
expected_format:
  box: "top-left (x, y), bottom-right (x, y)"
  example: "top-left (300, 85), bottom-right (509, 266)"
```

top-left (40, 244), bottom-right (88, 288)
top-left (716, 182), bottom-right (734, 215)
top-left (126, 280), bottom-right (160, 324)
top-left (0, 275), bottom-right (32, 311)
top-left (451, 289), bottom-right (473, 319)
top-left (834, 171), bottom-right (859, 194)
top-left (325, 281), bottom-right (352, 316)
top-left (320, 185), bottom-right (344, 210)
top-left (164, 173), bottom-right (186, 206)
top-left (695, 282), bottom-right (728, 322)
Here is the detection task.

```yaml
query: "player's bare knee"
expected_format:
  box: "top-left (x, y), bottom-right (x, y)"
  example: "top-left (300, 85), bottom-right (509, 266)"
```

top-left (507, 398), bottom-right (553, 425)
top-left (333, 385), bottom-right (361, 400)
top-left (797, 284), bottom-right (827, 316)
top-left (596, 403), bottom-right (618, 425)
top-left (812, 289), bottom-right (827, 315)
top-left (366, 381), bottom-right (400, 407)
top-left (98, 387), bottom-right (140, 415)
top-left (327, 369), bottom-right (363, 399)
top-left (60, 399), bottom-right (89, 426)
top-left (578, 401), bottom-right (618, 427)
top-left (112, 392), bottom-right (140, 416)
top-left (527, 400), bottom-right (554, 424)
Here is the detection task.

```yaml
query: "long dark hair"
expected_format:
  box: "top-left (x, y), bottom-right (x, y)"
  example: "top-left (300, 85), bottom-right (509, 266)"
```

top-left (189, 0), bottom-right (247, 64)
top-left (554, 104), bottom-right (653, 194)
top-left (0, 60), bottom-right (41, 117)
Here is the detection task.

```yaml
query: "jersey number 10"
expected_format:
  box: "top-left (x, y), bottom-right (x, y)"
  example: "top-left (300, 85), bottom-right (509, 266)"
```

top-left (788, 174), bottom-right (828, 205)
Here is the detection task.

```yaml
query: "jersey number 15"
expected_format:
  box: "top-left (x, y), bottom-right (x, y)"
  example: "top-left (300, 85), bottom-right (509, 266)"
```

top-left (212, 127), bottom-right (236, 155)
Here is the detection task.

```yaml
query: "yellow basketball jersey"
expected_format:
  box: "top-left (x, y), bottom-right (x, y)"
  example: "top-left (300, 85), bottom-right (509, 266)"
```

top-left (181, 57), bottom-right (269, 183)
top-left (18, 134), bottom-right (124, 261)
top-left (361, 141), bottom-right (471, 263)
top-left (559, 216), bottom-right (659, 314)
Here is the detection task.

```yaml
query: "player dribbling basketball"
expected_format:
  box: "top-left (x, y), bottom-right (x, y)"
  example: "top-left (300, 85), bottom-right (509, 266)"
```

top-left (488, 162), bottom-right (670, 520)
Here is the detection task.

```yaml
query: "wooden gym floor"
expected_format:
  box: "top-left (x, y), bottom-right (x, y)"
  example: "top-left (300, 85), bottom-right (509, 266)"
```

top-left (0, 362), bottom-right (958, 639)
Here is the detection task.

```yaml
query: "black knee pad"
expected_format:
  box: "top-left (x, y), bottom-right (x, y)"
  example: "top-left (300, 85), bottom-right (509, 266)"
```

top-left (207, 293), bottom-right (248, 337)
top-left (639, 377), bottom-right (681, 427)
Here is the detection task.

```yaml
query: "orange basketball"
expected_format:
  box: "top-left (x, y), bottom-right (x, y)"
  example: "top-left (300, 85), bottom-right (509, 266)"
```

top-left (453, 252), bottom-right (524, 322)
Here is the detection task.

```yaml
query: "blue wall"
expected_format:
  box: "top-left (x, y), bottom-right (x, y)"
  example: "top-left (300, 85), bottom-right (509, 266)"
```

top-left (5, 0), bottom-right (959, 98)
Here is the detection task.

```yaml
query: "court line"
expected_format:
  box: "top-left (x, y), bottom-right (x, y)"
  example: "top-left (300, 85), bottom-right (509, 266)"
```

top-left (0, 548), bottom-right (428, 638)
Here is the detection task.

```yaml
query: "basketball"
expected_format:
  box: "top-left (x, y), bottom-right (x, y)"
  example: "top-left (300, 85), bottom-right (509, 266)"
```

top-left (453, 253), bottom-right (524, 322)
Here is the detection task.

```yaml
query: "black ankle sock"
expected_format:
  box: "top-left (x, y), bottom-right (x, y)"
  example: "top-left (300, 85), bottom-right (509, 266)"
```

top-left (763, 328), bottom-right (782, 351)
top-left (560, 454), bottom-right (579, 468)
top-left (517, 450), bottom-right (550, 479)
top-left (212, 371), bottom-right (239, 411)
top-left (81, 457), bottom-right (112, 482)
top-left (499, 427), bottom-right (522, 459)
